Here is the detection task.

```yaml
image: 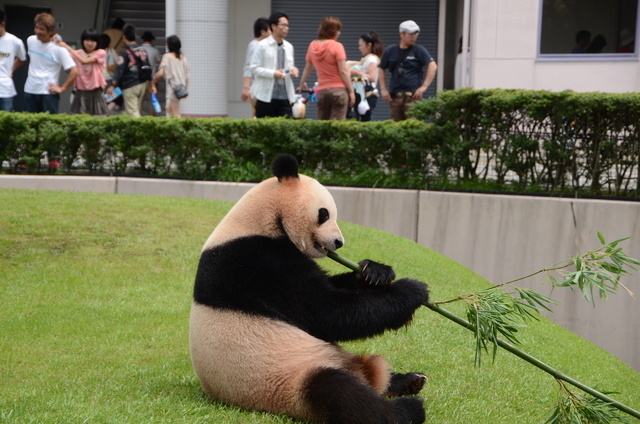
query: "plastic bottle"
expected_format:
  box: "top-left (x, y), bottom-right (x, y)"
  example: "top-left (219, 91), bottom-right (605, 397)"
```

top-left (311, 82), bottom-right (319, 102)
top-left (151, 93), bottom-right (162, 114)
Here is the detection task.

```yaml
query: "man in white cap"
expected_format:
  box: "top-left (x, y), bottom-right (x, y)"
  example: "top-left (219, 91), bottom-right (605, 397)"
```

top-left (379, 20), bottom-right (437, 121)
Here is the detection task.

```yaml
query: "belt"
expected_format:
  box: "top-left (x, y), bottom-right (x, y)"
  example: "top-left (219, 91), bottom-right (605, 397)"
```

top-left (394, 91), bottom-right (414, 98)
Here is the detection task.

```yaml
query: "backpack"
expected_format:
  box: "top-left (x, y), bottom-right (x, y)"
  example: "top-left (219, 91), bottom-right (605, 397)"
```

top-left (126, 46), bottom-right (152, 81)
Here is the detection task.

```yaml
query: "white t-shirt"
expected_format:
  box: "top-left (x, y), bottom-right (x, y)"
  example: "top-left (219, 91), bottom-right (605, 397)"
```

top-left (0, 32), bottom-right (27, 98)
top-left (24, 35), bottom-right (76, 95)
top-left (360, 54), bottom-right (380, 88)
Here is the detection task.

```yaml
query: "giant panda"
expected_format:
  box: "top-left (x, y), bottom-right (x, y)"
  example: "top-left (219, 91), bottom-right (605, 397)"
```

top-left (190, 154), bottom-right (430, 424)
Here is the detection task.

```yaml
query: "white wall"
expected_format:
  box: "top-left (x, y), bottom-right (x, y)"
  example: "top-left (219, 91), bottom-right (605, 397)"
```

top-left (470, 0), bottom-right (640, 92)
top-left (177, 0), bottom-right (229, 116)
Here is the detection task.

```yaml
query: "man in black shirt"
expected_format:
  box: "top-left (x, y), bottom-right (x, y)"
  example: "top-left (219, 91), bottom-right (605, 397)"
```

top-left (379, 20), bottom-right (438, 121)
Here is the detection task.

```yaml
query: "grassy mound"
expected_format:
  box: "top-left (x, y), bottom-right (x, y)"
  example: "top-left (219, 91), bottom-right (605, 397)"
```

top-left (1, 188), bottom-right (638, 423)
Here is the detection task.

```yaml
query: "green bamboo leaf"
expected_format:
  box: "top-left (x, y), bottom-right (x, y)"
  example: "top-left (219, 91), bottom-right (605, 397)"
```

top-left (618, 254), bottom-right (640, 267)
top-left (609, 236), bottom-right (631, 246)
top-left (607, 257), bottom-right (624, 272)
top-left (546, 386), bottom-right (633, 424)
top-left (516, 287), bottom-right (556, 312)
top-left (598, 231), bottom-right (606, 244)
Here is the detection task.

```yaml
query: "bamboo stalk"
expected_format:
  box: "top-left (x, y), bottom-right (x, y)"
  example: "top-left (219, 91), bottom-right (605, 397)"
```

top-left (425, 302), bottom-right (640, 420)
top-left (326, 250), bottom-right (640, 420)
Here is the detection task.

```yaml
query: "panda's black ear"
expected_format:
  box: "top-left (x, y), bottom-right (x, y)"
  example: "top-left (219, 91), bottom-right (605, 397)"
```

top-left (272, 154), bottom-right (299, 181)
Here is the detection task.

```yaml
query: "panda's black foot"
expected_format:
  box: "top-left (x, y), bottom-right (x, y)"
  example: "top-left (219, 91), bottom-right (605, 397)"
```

top-left (391, 396), bottom-right (426, 424)
top-left (385, 372), bottom-right (428, 397)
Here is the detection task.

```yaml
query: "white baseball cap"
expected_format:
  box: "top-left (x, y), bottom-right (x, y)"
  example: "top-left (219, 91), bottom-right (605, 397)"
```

top-left (399, 20), bottom-right (420, 34)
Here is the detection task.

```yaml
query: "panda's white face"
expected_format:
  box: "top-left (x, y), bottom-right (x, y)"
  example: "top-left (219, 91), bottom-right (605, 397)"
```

top-left (202, 170), bottom-right (344, 257)
top-left (281, 176), bottom-right (344, 259)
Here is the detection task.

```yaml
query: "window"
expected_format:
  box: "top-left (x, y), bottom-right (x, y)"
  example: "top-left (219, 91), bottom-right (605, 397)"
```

top-left (539, 0), bottom-right (637, 56)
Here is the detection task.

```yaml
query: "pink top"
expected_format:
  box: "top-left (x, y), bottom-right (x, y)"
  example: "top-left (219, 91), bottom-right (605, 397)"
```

top-left (72, 49), bottom-right (107, 91)
top-left (305, 39), bottom-right (347, 90)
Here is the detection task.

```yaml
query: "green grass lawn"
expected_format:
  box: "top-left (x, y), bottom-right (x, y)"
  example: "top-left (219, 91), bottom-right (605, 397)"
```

top-left (1, 188), bottom-right (639, 423)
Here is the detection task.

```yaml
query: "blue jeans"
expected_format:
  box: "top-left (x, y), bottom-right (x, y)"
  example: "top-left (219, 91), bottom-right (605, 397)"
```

top-left (0, 97), bottom-right (12, 112)
top-left (24, 93), bottom-right (60, 114)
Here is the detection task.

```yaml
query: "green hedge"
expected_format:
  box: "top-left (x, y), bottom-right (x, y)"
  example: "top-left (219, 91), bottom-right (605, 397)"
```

top-left (0, 112), bottom-right (436, 187)
top-left (1, 88), bottom-right (639, 197)
top-left (412, 88), bottom-right (640, 196)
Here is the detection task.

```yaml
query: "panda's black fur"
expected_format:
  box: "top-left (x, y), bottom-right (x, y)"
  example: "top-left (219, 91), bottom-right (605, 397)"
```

top-left (194, 236), bottom-right (428, 343)
top-left (272, 153), bottom-right (300, 180)
top-left (190, 154), bottom-right (430, 424)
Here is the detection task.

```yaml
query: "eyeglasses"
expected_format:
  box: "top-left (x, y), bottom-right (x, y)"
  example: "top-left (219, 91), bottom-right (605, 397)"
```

top-left (278, 23), bottom-right (289, 28)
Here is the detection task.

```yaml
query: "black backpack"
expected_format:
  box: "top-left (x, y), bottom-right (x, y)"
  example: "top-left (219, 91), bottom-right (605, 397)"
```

top-left (127, 46), bottom-right (152, 81)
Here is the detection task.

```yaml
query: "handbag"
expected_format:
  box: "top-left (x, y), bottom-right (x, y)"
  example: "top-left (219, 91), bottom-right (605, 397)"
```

top-left (170, 56), bottom-right (189, 99)
top-left (172, 83), bottom-right (188, 99)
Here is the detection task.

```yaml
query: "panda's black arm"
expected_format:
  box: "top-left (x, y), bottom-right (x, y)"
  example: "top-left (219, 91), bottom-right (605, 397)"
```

top-left (194, 238), bottom-right (429, 343)
top-left (327, 272), bottom-right (365, 289)
top-left (302, 277), bottom-right (430, 342)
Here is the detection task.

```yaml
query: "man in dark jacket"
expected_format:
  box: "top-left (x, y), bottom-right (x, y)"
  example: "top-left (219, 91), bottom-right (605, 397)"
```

top-left (106, 23), bottom-right (148, 117)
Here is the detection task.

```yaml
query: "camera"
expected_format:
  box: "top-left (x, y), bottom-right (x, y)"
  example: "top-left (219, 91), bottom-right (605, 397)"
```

top-left (283, 68), bottom-right (291, 75)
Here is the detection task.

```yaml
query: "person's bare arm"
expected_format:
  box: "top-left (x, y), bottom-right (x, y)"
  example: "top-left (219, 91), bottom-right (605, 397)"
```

top-left (48, 66), bottom-right (78, 94)
top-left (412, 61), bottom-right (437, 100)
top-left (379, 67), bottom-right (391, 102)
top-left (11, 58), bottom-right (25, 77)
top-left (57, 41), bottom-right (99, 65)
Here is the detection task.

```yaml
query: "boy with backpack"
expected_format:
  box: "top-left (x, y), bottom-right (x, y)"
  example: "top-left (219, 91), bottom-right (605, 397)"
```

top-left (106, 23), bottom-right (151, 117)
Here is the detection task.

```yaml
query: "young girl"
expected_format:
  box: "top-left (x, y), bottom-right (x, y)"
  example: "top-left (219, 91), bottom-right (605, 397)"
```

top-left (58, 28), bottom-right (107, 115)
top-left (151, 35), bottom-right (190, 118)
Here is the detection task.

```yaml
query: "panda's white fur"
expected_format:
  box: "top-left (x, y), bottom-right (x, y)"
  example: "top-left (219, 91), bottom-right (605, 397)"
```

top-left (190, 307), bottom-right (391, 420)
top-left (190, 155), bottom-right (429, 424)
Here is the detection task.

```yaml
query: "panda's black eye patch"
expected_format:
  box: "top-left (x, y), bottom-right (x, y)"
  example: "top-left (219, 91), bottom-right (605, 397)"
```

top-left (318, 208), bottom-right (330, 225)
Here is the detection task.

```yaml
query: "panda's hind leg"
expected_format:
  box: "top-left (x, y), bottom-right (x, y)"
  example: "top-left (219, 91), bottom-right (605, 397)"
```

top-left (303, 367), bottom-right (425, 424)
top-left (384, 372), bottom-right (428, 398)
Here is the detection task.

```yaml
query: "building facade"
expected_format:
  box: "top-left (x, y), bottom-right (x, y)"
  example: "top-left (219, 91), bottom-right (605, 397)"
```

top-left (5, 0), bottom-right (639, 116)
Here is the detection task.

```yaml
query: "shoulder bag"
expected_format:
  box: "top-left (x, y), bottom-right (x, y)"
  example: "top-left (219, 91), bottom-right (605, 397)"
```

top-left (171, 57), bottom-right (189, 99)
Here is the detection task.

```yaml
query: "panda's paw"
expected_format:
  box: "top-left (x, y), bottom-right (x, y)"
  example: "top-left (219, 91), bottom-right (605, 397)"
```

top-left (359, 259), bottom-right (395, 286)
top-left (385, 372), bottom-right (429, 397)
top-left (390, 396), bottom-right (426, 424)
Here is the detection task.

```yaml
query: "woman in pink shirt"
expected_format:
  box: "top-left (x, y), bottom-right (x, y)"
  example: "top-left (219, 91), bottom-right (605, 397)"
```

top-left (58, 28), bottom-right (107, 115)
top-left (299, 16), bottom-right (354, 120)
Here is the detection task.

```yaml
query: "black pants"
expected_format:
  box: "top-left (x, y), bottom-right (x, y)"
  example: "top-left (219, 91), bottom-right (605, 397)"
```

top-left (255, 99), bottom-right (292, 118)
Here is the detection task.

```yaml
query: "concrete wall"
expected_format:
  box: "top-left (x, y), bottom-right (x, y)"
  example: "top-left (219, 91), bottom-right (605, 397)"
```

top-left (1, 175), bottom-right (638, 371)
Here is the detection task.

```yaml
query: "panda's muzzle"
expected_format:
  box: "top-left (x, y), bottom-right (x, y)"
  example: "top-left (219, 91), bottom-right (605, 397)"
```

top-left (320, 238), bottom-right (343, 254)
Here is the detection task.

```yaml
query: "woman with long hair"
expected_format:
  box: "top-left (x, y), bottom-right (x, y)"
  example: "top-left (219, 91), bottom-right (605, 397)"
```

top-left (349, 31), bottom-right (384, 121)
top-left (151, 35), bottom-right (190, 118)
top-left (298, 16), bottom-right (354, 120)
